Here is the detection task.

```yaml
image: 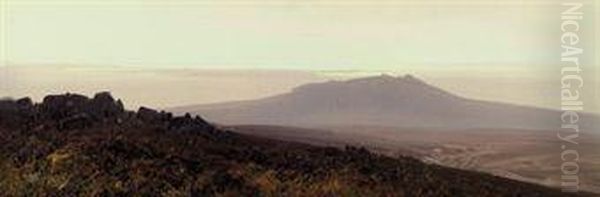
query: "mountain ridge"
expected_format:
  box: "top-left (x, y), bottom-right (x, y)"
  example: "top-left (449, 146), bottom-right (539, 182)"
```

top-left (170, 75), bottom-right (596, 130)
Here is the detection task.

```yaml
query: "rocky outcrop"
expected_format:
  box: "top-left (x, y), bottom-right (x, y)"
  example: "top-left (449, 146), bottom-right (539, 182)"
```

top-left (0, 97), bottom-right (36, 128)
top-left (90, 92), bottom-right (125, 120)
top-left (39, 92), bottom-right (125, 121)
top-left (168, 113), bottom-right (213, 132)
top-left (34, 92), bottom-right (126, 130)
top-left (1, 92), bottom-right (214, 132)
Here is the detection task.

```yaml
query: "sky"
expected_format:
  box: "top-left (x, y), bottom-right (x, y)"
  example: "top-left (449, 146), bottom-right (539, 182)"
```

top-left (0, 0), bottom-right (598, 112)
top-left (0, 0), bottom-right (579, 69)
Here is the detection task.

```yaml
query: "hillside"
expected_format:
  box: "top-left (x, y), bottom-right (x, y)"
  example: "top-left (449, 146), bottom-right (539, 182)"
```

top-left (0, 92), bottom-right (592, 196)
top-left (228, 124), bottom-right (600, 193)
top-left (170, 75), bottom-right (597, 130)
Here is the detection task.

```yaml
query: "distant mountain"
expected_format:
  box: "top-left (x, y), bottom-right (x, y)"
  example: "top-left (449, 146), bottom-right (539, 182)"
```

top-left (170, 75), bottom-right (596, 130)
top-left (0, 92), bottom-right (592, 196)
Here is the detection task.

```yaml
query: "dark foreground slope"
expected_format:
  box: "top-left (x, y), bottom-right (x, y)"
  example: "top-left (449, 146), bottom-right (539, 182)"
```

top-left (0, 93), bottom-right (591, 196)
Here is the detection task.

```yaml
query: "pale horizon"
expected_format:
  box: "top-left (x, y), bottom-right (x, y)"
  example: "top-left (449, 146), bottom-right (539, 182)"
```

top-left (2, 64), bottom-right (598, 115)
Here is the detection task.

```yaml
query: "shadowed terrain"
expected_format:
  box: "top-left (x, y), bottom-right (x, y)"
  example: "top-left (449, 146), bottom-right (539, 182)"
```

top-left (0, 92), bottom-right (592, 196)
top-left (228, 125), bottom-right (600, 193)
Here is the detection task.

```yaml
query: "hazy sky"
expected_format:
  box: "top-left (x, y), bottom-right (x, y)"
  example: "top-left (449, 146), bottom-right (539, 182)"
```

top-left (0, 0), bottom-right (598, 113)
top-left (0, 0), bottom-right (575, 69)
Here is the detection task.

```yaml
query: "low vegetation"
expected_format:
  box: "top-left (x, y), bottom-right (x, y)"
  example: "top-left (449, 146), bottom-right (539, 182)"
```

top-left (0, 92), bottom-right (592, 196)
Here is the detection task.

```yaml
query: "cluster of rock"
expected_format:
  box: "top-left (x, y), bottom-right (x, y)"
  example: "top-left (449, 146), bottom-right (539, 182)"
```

top-left (136, 106), bottom-right (216, 134)
top-left (0, 92), bottom-right (214, 132)
top-left (0, 92), bottom-right (124, 129)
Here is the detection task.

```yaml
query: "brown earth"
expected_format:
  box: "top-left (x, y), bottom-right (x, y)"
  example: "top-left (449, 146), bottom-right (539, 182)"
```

top-left (0, 92), bottom-right (594, 196)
